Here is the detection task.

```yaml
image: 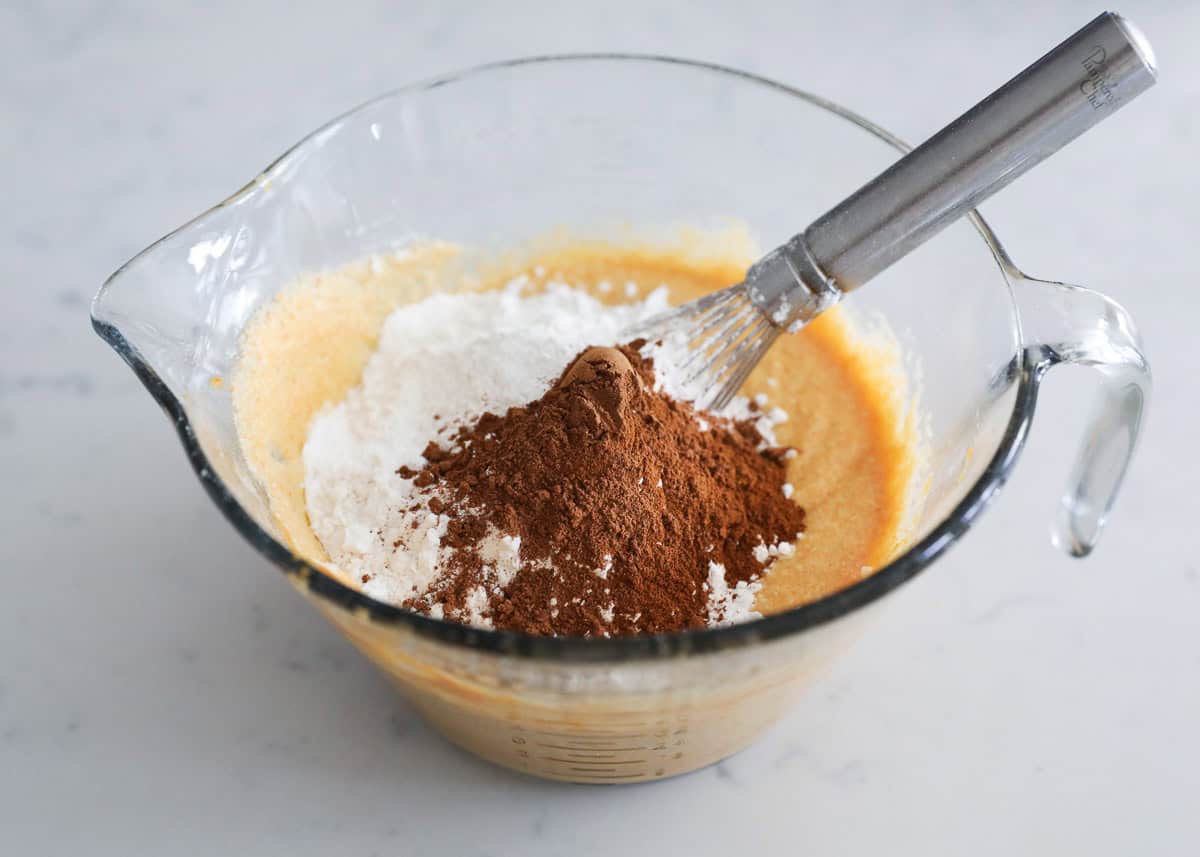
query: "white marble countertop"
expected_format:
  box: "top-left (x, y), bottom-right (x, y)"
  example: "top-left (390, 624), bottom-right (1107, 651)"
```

top-left (3, 1), bottom-right (1197, 853)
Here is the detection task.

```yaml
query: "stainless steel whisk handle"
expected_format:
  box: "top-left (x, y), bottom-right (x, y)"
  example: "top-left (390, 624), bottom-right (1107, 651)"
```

top-left (753, 12), bottom-right (1157, 326)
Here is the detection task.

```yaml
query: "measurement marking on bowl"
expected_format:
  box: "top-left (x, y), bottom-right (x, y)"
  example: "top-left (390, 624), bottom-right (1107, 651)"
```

top-left (541, 757), bottom-right (646, 765)
top-left (507, 718), bottom-right (689, 779)
top-left (531, 731), bottom-right (631, 742)
top-left (535, 743), bottom-right (648, 752)
top-left (566, 771), bottom-right (651, 781)
top-left (540, 720), bottom-right (681, 734)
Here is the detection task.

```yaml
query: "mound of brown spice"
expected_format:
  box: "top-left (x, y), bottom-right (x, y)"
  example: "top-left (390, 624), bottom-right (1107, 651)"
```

top-left (396, 342), bottom-right (806, 636)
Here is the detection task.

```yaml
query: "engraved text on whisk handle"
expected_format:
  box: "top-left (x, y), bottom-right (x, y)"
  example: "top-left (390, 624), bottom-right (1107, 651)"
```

top-left (799, 12), bottom-right (1156, 291)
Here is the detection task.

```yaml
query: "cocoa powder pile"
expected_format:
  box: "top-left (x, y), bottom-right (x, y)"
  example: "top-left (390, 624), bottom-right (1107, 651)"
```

top-left (399, 343), bottom-right (806, 636)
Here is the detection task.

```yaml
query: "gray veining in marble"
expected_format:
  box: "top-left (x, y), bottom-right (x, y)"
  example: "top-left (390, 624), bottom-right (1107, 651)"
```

top-left (2, 1), bottom-right (1197, 854)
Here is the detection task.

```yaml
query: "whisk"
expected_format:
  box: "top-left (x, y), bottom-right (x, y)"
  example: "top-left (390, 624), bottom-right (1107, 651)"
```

top-left (632, 11), bottom-right (1156, 412)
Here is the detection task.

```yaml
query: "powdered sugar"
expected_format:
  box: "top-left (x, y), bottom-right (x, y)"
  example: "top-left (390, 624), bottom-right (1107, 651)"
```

top-left (705, 561), bottom-right (763, 626)
top-left (593, 554), bottom-right (613, 579)
top-left (463, 585), bottom-right (492, 628)
top-left (477, 532), bottom-right (524, 587)
top-left (752, 536), bottom-right (799, 565)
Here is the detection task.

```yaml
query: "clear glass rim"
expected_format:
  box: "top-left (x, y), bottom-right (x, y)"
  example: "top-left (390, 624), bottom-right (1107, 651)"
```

top-left (92, 54), bottom-right (1037, 663)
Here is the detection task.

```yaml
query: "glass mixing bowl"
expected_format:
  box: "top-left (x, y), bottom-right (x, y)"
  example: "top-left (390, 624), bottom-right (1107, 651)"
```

top-left (92, 56), bottom-right (1148, 783)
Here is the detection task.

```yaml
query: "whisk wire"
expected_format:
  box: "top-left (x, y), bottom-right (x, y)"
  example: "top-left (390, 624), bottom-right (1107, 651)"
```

top-left (631, 283), bottom-right (784, 413)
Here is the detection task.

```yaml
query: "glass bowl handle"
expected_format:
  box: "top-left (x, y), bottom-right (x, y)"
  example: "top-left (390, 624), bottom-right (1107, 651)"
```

top-left (1013, 271), bottom-right (1150, 557)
